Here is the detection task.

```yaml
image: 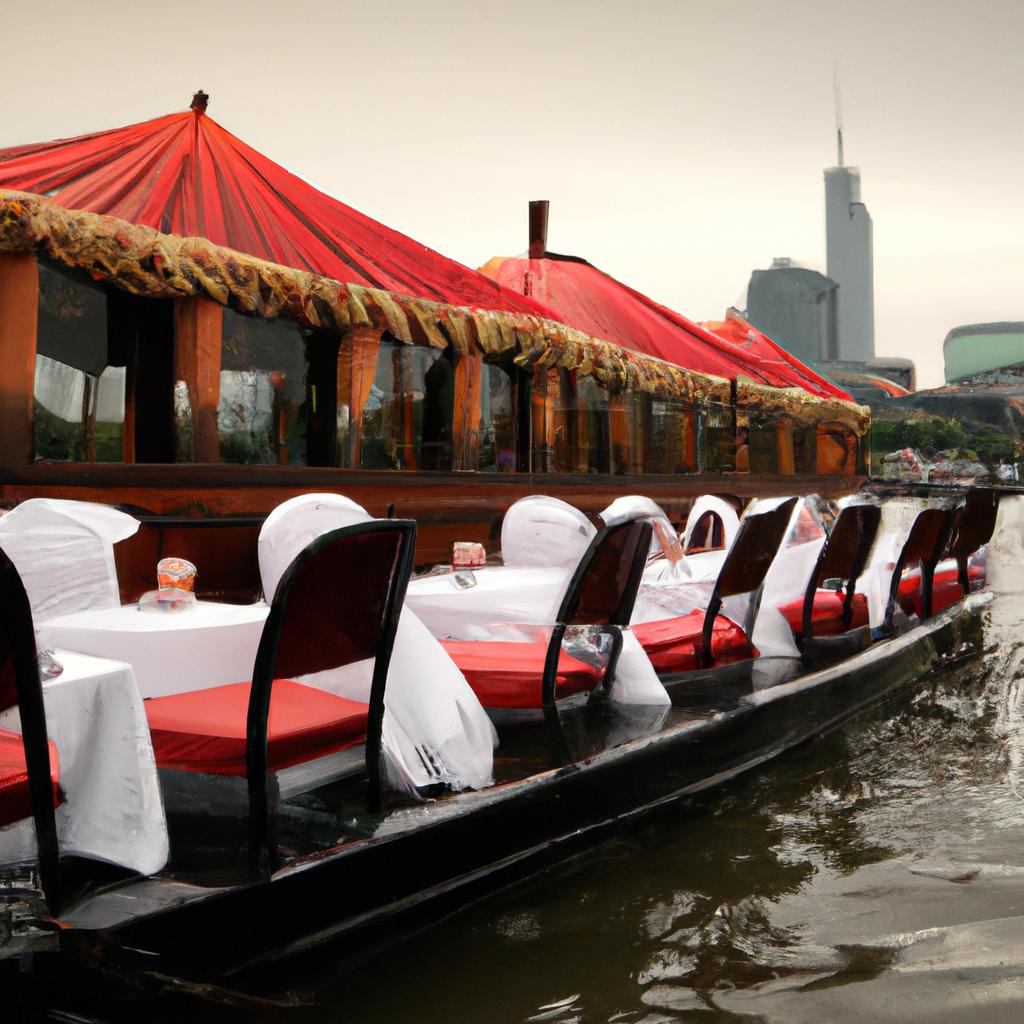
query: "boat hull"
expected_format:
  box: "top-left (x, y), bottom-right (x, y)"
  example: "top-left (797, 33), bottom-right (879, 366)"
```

top-left (51, 594), bottom-right (984, 980)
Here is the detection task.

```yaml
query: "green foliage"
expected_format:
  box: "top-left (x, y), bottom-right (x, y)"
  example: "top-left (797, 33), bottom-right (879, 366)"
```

top-left (871, 416), bottom-right (967, 457)
top-left (872, 414), bottom-right (1018, 468)
top-left (971, 431), bottom-right (1018, 465)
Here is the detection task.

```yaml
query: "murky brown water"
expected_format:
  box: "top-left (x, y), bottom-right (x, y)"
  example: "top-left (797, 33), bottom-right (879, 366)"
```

top-left (35, 502), bottom-right (1024, 1023)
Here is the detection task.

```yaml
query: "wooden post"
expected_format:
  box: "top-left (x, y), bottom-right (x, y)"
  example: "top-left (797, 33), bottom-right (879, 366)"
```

top-left (453, 350), bottom-right (482, 471)
top-left (627, 394), bottom-right (648, 475)
top-left (338, 326), bottom-right (381, 469)
top-left (0, 254), bottom-right (38, 470)
top-left (531, 366), bottom-right (555, 473)
top-left (609, 394), bottom-right (629, 475)
top-left (682, 410), bottom-right (697, 471)
top-left (776, 419), bottom-right (795, 475)
top-left (173, 296), bottom-right (223, 462)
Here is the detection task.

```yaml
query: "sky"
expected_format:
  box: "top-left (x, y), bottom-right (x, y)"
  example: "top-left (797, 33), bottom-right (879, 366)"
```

top-left (2, 0), bottom-right (1021, 389)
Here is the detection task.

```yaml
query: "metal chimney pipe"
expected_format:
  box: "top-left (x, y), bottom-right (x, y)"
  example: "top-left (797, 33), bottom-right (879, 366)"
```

top-left (528, 200), bottom-right (549, 259)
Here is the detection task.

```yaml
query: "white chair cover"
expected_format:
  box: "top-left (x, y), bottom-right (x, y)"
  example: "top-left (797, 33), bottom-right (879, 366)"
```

top-left (500, 495), bottom-right (596, 569)
top-left (257, 494), bottom-right (496, 794)
top-left (601, 495), bottom-right (689, 580)
top-left (0, 499), bottom-right (139, 621)
top-left (680, 495), bottom-right (741, 553)
top-left (744, 496), bottom-right (827, 658)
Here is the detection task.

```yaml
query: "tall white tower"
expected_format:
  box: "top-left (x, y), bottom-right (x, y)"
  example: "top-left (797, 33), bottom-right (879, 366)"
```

top-left (824, 104), bottom-right (875, 362)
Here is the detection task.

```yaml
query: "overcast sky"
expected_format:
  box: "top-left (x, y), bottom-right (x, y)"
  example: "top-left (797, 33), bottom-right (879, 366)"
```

top-left (3, 0), bottom-right (1021, 388)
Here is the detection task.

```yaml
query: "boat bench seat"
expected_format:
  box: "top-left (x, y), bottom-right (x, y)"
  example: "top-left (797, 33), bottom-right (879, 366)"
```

top-left (779, 590), bottom-right (870, 637)
top-left (439, 640), bottom-right (602, 709)
top-left (145, 681), bottom-right (368, 776)
top-left (0, 728), bottom-right (60, 828)
top-left (898, 565), bottom-right (983, 618)
top-left (632, 610), bottom-right (757, 675)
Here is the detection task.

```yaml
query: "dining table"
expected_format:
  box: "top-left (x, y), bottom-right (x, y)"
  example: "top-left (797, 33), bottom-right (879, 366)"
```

top-left (37, 600), bottom-right (270, 698)
top-left (0, 649), bottom-right (169, 876)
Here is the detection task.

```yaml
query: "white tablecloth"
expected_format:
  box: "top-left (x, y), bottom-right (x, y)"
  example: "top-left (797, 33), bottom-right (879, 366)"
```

top-left (39, 600), bottom-right (498, 793)
top-left (37, 601), bottom-right (269, 698)
top-left (406, 566), bottom-right (569, 638)
top-left (0, 650), bottom-right (168, 876)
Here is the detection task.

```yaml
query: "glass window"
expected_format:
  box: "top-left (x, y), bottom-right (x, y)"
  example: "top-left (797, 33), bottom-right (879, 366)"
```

top-left (575, 375), bottom-right (611, 474)
top-left (793, 424), bottom-right (816, 473)
top-left (747, 416), bottom-right (779, 474)
top-left (219, 309), bottom-right (307, 465)
top-left (610, 392), bottom-right (640, 475)
top-left (34, 261), bottom-right (125, 462)
top-left (646, 398), bottom-right (696, 474)
top-left (703, 404), bottom-right (737, 473)
top-left (479, 361), bottom-right (517, 472)
top-left (816, 422), bottom-right (856, 475)
top-left (359, 339), bottom-right (453, 471)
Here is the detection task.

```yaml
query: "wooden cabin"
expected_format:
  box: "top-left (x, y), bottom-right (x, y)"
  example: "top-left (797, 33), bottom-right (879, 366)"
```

top-left (0, 189), bottom-right (867, 578)
top-left (0, 102), bottom-right (868, 589)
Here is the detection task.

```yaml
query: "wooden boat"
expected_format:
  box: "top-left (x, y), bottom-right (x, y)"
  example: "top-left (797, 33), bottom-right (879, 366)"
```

top-left (0, 100), bottom-right (979, 989)
top-left (0, 488), bottom-right (1000, 983)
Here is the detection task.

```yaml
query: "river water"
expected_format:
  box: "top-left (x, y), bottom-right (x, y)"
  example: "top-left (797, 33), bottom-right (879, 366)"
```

top-left (40, 502), bottom-right (1024, 1022)
top-left (270, 592), bottom-right (1024, 1023)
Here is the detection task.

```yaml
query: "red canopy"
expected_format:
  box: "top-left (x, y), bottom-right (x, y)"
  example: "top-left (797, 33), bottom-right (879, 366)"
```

top-left (481, 250), bottom-right (853, 400)
top-left (0, 97), bottom-right (553, 317)
top-left (701, 311), bottom-right (854, 402)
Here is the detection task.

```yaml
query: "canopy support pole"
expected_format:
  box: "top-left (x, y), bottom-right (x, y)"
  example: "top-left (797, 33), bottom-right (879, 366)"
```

top-left (0, 253), bottom-right (37, 471)
top-left (173, 296), bottom-right (222, 463)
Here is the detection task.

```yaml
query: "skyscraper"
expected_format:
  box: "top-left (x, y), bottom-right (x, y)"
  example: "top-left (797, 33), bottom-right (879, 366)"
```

top-left (824, 145), bottom-right (875, 362)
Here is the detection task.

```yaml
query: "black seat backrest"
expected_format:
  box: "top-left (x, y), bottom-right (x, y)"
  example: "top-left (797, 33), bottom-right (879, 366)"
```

top-left (947, 489), bottom-right (999, 593)
top-left (539, 519), bottom-right (652, 710)
top-left (246, 519), bottom-right (416, 859)
top-left (557, 519), bottom-right (653, 628)
top-left (700, 498), bottom-right (798, 667)
top-left (0, 548), bottom-right (61, 912)
top-left (883, 506), bottom-right (956, 629)
top-left (799, 504), bottom-right (882, 643)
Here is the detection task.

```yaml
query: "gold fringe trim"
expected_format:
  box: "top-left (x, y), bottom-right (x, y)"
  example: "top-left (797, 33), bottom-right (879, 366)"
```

top-left (0, 189), bottom-right (864, 427)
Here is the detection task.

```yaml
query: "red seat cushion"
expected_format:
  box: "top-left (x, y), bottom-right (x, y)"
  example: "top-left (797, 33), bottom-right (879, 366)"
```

top-left (632, 610), bottom-right (757, 674)
top-left (779, 590), bottom-right (870, 637)
top-left (145, 681), bottom-right (369, 776)
top-left (440, 639), bottom-right (603, 709)
top-left (0, 728), bottom-right (60, 828)
top-left (898, 565), bottom-right (984, 617)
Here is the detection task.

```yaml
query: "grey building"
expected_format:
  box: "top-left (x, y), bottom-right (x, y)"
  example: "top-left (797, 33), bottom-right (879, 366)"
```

top-left (825, 164), bottom-right (875, 362)
top-left (746, 258), bottom-right (838, 364)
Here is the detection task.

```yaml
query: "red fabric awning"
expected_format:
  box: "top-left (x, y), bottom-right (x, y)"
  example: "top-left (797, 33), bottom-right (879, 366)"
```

top-left (0, 102), bottom-right (554, 317)
top-left (481, 251), bottom-right (854, 400)
top-left (701, 311), bottom-right (854, 402)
